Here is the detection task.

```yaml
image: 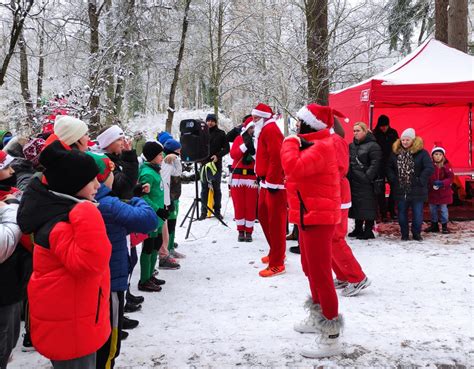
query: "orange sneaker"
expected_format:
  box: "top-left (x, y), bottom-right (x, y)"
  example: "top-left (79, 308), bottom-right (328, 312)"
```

top-left (261, 255), bottom-right (269, 264)
top-left (259, 265), bottom-right (286, 277)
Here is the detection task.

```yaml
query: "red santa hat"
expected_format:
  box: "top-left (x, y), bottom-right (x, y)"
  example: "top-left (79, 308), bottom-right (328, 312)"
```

top-left (296, 103), bottom-right (349, 131)
top-left (431, 145), bottom-right (446, 156)
top-left (241, 116), bottom-right (255, 135)
top-left (251, 103), bottom-right (273, 119)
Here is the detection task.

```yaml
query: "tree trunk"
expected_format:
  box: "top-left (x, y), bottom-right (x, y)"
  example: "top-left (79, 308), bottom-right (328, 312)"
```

top-left (448, 0), bottom-right (468, 53)
top-left (165, 0), bottom-right (192, 133)
top-left (0, 0), bottom-right (34, 87)
top-left (88, 0), bottom-right (101, 133)
top-left (305, 0), bottom-right (329, 105)
top-left (435, 0), bottom-right (449, 43)
top-left (103, 0), bottom-right (115, 124)
top-left (18, 31), bottom-right (34, 125)
top-left (36, 19), bottom-right (45, 108)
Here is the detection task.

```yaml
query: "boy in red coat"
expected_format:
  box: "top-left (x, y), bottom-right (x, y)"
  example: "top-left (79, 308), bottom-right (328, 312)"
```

top-left (426, 146), bottom-right (454, 234)
top-left (229, 117), bottom-right (258, 242)
top-left (281, 103), bottom-right (343, 358)
top-left (17, 141), bottom-right (111, 369)
top-left (252, 103), bottom-right (287, 277)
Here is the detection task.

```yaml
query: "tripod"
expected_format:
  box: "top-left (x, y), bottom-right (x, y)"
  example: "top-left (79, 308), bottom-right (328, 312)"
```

top-left (180, 162), bottom-right (228, 239)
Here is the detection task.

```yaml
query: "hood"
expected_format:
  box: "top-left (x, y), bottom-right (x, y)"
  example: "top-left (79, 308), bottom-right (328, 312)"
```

top-left (353, 131), bottom-right (377, 145)
top-left (95, 183), bottom-right (112, 201)
top-left (11, 158), bottom-right (35, 174)
top-left (17, 177), bottom-right (79, 234)
top-left (392, 136), bottom-right (424, 155)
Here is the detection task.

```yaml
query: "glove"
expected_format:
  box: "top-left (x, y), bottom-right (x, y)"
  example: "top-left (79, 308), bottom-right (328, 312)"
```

top-left (167, 202), bottom-right (175, 213)
top-left (433, 180), bottom-right (444, 188)
top-left (242, 132), bottom-right (255, 156)
top-left (267, 188), bottom-right (279, 194)
top-left (299, 137), bottom-right (314, 150)
top-left (242, 152), bottom-right (253, 165)
top-left (133, 183), bottom-right (145, 197)
top-left (156, 208), bottom-right (170, 220)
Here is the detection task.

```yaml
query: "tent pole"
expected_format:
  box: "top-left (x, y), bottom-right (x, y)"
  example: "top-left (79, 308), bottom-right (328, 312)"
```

top-left (369, 103), bottom-right (374, 130)
top-left (469, 103), bottom-right (472, 167)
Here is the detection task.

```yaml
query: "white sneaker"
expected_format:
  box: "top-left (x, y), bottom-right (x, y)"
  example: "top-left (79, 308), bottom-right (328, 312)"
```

top-left (341, 277), bottom-right (371, 297)
top-left (333, 278), bottom-right (348, 289)
top-left (300, 314), bottom-right (344, 358)
top-left (294, 301), bottom-right (322, 334)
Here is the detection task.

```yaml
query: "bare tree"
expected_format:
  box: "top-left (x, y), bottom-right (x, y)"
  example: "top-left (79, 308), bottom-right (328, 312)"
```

top-left (448, 0), bottom-right (468, 52)
top-left (88, 0), bottom-right (101, 131)
top-left (18, 30), bottom-right (34, 124)
top-left (435, 0), bottom-right (448, 43)
top-left (165, 0), bottom-right (192, 133)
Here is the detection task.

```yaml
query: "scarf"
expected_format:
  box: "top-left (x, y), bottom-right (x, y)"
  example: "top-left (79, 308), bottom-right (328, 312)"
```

top-left (397, 149), bottom-right (415, 194)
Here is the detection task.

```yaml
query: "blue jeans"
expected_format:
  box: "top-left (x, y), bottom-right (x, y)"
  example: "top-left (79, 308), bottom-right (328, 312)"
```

top-left (429, 204), bottom-right (449, 224)
top-left (398, 199), bottom-right (424, 237)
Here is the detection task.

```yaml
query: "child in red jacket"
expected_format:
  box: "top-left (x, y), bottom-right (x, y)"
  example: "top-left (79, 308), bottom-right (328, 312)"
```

top-left (17, 141), bottom-right (111, 369)
top-left (426, 146), bottom-right (454, 234)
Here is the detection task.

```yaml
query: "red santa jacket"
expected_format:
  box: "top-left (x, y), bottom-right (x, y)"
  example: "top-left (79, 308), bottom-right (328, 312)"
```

top-left (281, 129), bottom-right (341, 227)
top-left (19, 190), bottom-right (112, 361)
top-left (332, 132), bottom-right (351, 209)
top-left (255, 119), bottom-right (285, 189)
top-left (229, 135), bottom-right (257, 188)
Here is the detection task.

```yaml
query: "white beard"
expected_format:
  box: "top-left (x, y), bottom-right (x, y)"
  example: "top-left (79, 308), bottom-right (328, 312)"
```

top-left (253, 118), bottom-right (264, 146)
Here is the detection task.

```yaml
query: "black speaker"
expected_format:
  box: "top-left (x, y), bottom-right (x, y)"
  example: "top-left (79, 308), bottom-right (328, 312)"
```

top-left (179, 119), bottom-right (210, 162)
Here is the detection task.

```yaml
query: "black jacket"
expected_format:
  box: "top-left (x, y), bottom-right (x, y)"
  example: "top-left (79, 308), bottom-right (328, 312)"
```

top-left (348, 132), bottom-right (382, 220)
top-left (207, 126), bottom-right (229, 171)
top-left (105, 150), bottom-right (139, 200)
top-left (226, 125), bottom-right (242, 143)
top-left (373, 126), bottom-right (399, 165)
top-left (11, 158), bottom-right (36, 192)
top-left (387, 138), bottom-right (434, 202)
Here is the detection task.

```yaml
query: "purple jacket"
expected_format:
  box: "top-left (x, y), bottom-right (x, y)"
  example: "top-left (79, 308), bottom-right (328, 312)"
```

top-left (428, 162), bottom-right (454, 205)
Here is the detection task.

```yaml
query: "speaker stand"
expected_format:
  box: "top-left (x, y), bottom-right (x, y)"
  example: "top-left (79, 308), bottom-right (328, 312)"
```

top-left (180, 162), bottom-right (228, 239)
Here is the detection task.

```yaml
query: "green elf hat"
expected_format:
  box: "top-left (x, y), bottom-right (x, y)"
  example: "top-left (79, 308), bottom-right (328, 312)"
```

top-left (86, 152), bottom-right (115, 182)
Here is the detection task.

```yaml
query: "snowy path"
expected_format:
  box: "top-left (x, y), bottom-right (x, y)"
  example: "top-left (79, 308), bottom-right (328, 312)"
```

top-left (10, 183), bottom-right (473, 368)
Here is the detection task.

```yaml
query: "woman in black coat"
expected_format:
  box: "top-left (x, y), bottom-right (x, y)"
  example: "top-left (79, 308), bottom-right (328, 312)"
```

top-left (386, 128), bottom-right (434, 241)
top-left (348, 122), bottom-right (382, 239)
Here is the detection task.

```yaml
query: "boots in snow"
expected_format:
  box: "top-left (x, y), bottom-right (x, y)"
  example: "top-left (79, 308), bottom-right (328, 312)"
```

top-left (286, 225), bottom-right (299, 241)
top-left (341, 277), bottom-right (371, 297)
top-left (289, 245), bottom-right (300, 254)
top-left (425, 222), bottom-right (439, 233)
top-left (126, 286), bottom-right (144, 305)
top-left (441, 223), bottom-right (450, 234)
top-left (245, 232), bottom-right (253, 242)
top-left (301, 314), bottom-right (344, 358)
top-left (294, 297), bottom-right (322, 334)
top-left (348, 220), bottom-right (363, 238)
top-left (238, 231), bottom-right (245, 242)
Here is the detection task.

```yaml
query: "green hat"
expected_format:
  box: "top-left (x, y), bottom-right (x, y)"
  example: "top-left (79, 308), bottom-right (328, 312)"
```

top-left (86, 152), bottom-right (114, 182)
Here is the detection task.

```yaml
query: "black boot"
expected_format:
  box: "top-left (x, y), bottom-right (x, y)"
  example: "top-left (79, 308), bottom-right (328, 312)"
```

top-left (126, 286), bottom-right (144, 305)
top-left (122, 316), bottom-right (139, 330)
top-left (348, 220), bottom-right (363, 238)
top-left (289, 245), bottom-right (300, 254)
top-left (124, 301), bottom-right (142, 313)
top-left (286, 225), bottom-right (299, 241)
top-left (425, 222), bottom-right (439, 233)
top-left (238, 231), bottom-right (245, 242)
top-left (357, 221), bottom-right (375, 240)
top-left (441, 223), bottom-right (450, 234)
top-left (245, 232), bottom-right (253, 242)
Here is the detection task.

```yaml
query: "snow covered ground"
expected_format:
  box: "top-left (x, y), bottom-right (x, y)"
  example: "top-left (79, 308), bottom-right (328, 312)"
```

top-left (10, 182), bottom-right (473, 368)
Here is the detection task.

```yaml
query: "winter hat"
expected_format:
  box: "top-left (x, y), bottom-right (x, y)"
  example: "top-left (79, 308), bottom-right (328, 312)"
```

top-left (97, 125), bottom-right (125, 150)
top-left (40, 140), bottom-right (99, 196)
top-left (23, 138), bottom-right (46, 166)
top-left (3, 135), bottom-right (12, 147)
top-left (142, 141), bottom-right (163, 162)
top-left (54, 115), bottom-right (88, 146)
top-left (296, 103), bottom-right (348, 131)
top-left (401, 128), bottom-right (416, 140)
top-left (241, 116), bottom-right (255, 135)
top-left (164, 139), bottom-right (181, 154)
top-left (86, 152), bottom-right (115, 182)
top-left (251, 103), bottom-right (273, 119)
top-left (206, 114), bottom-right (217, 123)
top-left (157, 131), bottom-right (173, 145)
top-left (376, 115), bottom-right (390, 127)
top-left (0, 151), bottom-right (14, 170)
top-left (431, 145), bottom-right (446, 156)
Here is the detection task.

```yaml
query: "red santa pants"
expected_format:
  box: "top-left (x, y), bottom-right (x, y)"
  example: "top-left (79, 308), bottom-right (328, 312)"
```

top-left (332, 209), bottom-right (366, 283)
top-left (258, 188), bottom-right (287, 267)
top-left (230, 184), bottom-right (258, 233)
top-left (299, 224), bottom-right (338, 320)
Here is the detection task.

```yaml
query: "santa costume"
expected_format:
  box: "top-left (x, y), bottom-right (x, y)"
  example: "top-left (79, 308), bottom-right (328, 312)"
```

top-left (252, 103), bottom-right (287, 277)
top-left (281, 103), bottom-right (343, 358)
top-left (229, 117), bottom-right (258, 242)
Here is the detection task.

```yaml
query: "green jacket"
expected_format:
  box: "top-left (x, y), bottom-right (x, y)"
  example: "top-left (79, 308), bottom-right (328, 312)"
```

top-left (139, 162), bottom-right (164, 237)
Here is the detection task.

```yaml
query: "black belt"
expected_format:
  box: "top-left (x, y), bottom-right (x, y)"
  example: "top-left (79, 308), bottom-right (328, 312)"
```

top-left (233, 168), bottom-right (255, 176)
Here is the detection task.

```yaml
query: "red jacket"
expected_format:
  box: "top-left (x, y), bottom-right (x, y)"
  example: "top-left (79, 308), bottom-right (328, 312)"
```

top-left (428, 162), bottom-right (454, 205)
top-left (27, 201), bottom-right (111, 360)
top-left (255, 119), bottom-right (285, 189)
top-left (281, 130), bottom-right (341, 227)
top-left (332, 133), bottom-right (351, 209)
top-left (230, 135), bottom-right (257, 187)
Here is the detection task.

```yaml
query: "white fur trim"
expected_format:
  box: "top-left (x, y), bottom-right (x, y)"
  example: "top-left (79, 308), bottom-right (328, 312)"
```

top-left (241, 122), bottom-right (255, 135)
top-left (245, 220), bottom-right (255, 228)
top-left (296, 106), bottom-right (327, 131)
top-left (230, 178), bottom-right (258, 188)
top-left (0, 154), bottom-right (14, 170)
top-left (341, 202), bottom-right (352, 209)
top-left (261, 180), bottom-right (285, 190)
top-left (431, 147), bottom-right (445, 155)
top-left (235, 218), bottom-right (245, 226)
top-left (239, 143), bottom-right (248, 153)
top-left (252, 109), bottom-right (272, 119)
top-left (97, 125), bottom-right (125, 149)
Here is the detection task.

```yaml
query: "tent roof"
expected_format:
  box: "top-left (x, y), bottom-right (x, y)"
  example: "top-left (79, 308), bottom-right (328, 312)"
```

top-left (332, 39), bottom-right (474, 94)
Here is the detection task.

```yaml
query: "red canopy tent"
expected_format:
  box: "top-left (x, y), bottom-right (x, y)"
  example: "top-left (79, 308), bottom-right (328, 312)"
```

top-left (329, 39), bottom-right (474, 174)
